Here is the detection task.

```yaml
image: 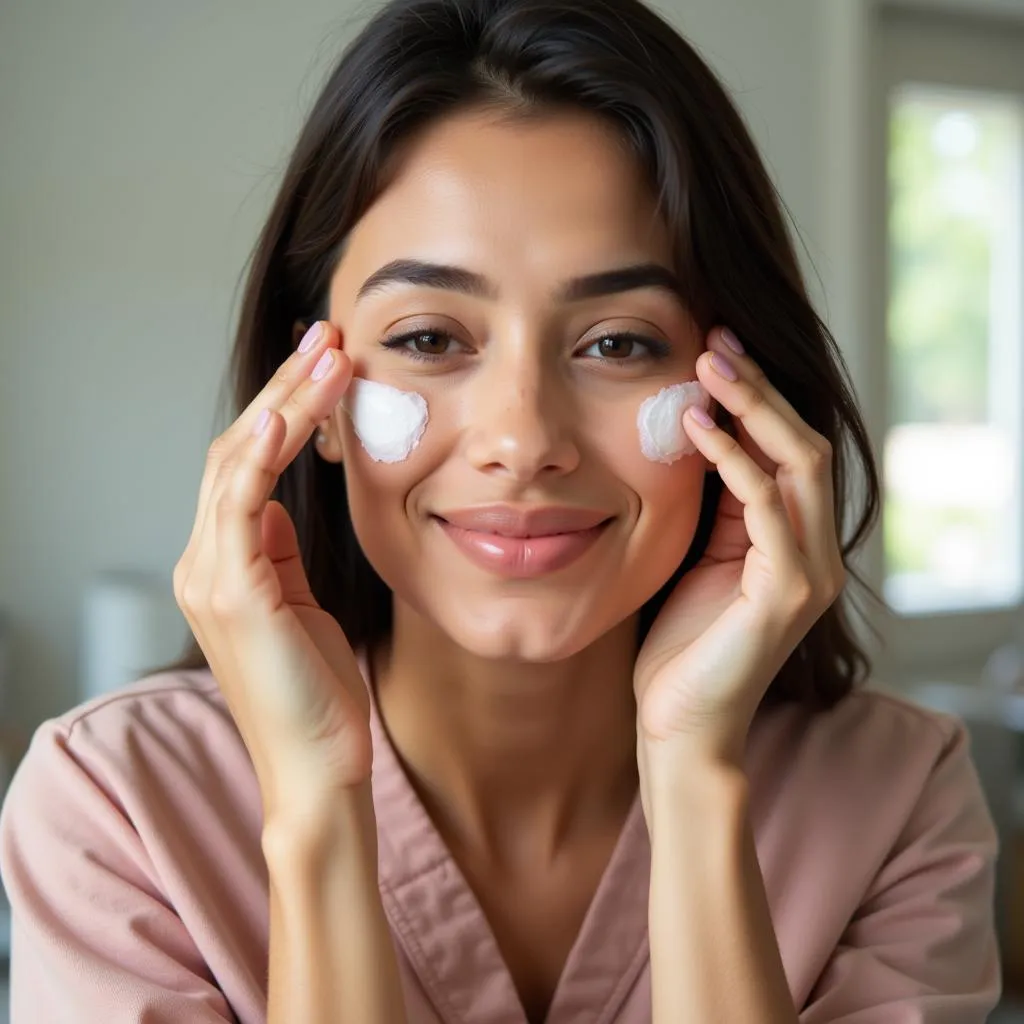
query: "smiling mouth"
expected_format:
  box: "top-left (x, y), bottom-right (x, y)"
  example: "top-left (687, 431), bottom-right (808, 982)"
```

top-left (431, 515), bottom-right (614, 578)
top-left (430, 513), bottom-right (615, 537)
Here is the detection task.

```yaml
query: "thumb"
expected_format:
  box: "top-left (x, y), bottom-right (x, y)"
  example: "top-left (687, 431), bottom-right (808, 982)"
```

top-left (261, 501), bottom-right (317, 606)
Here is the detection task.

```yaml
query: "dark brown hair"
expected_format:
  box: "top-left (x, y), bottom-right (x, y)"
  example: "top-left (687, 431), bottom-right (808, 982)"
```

top-left (151, 0), bottom-right (881, 713)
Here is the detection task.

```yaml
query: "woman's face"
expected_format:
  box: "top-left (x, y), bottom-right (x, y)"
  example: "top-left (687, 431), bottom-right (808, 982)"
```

top-left (322, 108), bottom-right (709, 662)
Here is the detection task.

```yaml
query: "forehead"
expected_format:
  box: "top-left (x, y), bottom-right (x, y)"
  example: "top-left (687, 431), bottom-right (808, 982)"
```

top-left (330, 109), bottom-right (674, 306)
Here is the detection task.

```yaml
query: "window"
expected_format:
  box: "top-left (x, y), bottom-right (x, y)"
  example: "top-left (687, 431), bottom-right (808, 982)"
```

top-left (884, 87), bottom-right (1023, 615)
top-left (858, 4), bottom-right (1024, 679)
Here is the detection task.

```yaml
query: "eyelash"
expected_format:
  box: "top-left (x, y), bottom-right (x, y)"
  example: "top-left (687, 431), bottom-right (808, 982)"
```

top-left (378, 327), bottom-right (672, 364)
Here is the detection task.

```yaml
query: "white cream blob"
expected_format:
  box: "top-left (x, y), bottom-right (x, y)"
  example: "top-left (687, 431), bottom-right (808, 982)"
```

top-left (637, 381), bottom-right (711, 465)
top-left (341, 378), bottom-right (429, 463)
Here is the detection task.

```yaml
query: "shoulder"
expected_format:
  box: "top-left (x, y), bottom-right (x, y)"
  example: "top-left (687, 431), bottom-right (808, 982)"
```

top-left (747, 683), bottom-right (996, 887)
top-left (2, 667), bottom-right (254, 832)
top-left (0, 671), bottom-right (264, 1023)
top-left (762, 690), bottom-right (1003, 1017)
top-left (49, 667), bottom-right (228, 744)
top-left (818, 684), bottom-right (978, 801)
top-left (822, 683), bottom-right (962, 746)
top-left (20, 668), bottom-right (238, 777)
top-left (750, 682), bottom-right (967, 789)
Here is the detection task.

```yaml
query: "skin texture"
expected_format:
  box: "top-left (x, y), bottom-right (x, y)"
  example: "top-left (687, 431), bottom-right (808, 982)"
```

top-left (307, 108), bottom-right (711, 1014)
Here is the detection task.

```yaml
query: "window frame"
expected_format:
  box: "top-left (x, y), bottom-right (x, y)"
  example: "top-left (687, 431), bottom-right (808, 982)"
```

top-left (819, 0), bottom-right (1024, 688)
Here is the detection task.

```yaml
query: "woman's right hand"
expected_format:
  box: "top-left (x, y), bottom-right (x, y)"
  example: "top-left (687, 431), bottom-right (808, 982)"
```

top-left (172, 320), bottom-right (372, 824)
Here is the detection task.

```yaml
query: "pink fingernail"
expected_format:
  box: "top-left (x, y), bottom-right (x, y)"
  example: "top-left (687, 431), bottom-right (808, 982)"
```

top-left (690, 406), bottom-right (716, 429)
top-left (311, 350), bottom-right (334, 381)
top-left (710, 351), bottom-right (739, 382)
top-left (721, 328), bottom-right (745, 355)
top-left (252, 408), bottom-right (271, 436)
top-left (299, 322), bottom-right (323, 353)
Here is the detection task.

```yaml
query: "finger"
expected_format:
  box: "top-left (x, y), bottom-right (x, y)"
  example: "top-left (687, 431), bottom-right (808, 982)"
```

top-left (213, 409), bottom-right (290, 618)
top-left (193, 321), bottom-right (352, 558)
top-left (706, 328), bottom-right (816, 444)
top-left (236, 320), bottom-right (333, 438)
top-left (269, 342), bottom-right (354, 477)
top-left (698, 343), bottom-right (830, 478)
top-left (696, 333), bottom-right (838, 568)
top-left (731, 414), bottom-right (777, 479)
top-left (184, 323), bottom-right (331, 557)
top-left (684, 406), bottom-right (805, 581)
top-left (207, 341), bottom-right (357, 622)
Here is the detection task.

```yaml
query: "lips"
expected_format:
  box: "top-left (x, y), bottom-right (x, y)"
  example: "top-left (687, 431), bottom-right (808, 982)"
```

top-left (435, 504), bottom-right (613, 538)
top-left (432, 504), bottom-right (614, 578)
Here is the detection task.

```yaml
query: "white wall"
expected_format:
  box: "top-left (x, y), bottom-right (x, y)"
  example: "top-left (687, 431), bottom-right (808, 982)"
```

top-left (0, 0), bottom-right (825, 733)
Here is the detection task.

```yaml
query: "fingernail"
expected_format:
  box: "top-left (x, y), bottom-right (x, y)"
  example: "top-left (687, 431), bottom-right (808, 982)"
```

top-left (298, 322), bottom-right (323, 353)
top-left (252, 408), bottom-right (271, 436)
top-left (721, 328), bottom-right (744, 355)
top-left (690, 406), bottom-right (716, 429)
top-left (311, 349), bottom-right (334, 382)
top-left (710, 352), bottom-right (739, 382)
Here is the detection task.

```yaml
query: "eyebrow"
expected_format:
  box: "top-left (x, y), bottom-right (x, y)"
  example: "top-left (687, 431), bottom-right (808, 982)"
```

top-left (355, 259), bottom-right (687, 307)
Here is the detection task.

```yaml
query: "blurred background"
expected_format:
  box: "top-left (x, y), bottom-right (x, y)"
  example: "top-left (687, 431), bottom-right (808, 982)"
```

top-left (2, 0), bottom-right (1024, 1018)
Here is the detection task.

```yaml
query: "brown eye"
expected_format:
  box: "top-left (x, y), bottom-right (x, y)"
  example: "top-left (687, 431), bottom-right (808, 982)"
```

top-left (380, 327), bottom-right (460, 361)
top-left (579, 331), bottom-right (671, 364)
top-left (409, 331), bottom-right (450, 355)
top-left (596, 335), bottom-right (636, 359)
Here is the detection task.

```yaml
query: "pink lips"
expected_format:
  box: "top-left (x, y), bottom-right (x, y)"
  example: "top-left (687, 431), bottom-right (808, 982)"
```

top-left (433, 504), bottom-right (613, 578)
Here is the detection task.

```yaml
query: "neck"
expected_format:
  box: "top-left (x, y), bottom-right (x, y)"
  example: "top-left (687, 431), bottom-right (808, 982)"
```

top-left (370, 607), bottom-right (640, 870)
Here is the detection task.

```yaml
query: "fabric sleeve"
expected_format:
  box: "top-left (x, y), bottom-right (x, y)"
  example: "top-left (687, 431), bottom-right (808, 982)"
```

top-left (0, 718), bottom-right (238, 1023)
top-left (799, 715), bottom-right (1003, 1023)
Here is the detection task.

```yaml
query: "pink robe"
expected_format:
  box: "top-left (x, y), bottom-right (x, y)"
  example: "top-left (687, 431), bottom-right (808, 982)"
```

top-left (0, 662), bottom-right (1002, 1021)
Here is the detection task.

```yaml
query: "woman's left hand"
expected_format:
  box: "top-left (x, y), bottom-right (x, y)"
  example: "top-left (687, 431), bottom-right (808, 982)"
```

top-left (633, 326), bottom-right (847, 768)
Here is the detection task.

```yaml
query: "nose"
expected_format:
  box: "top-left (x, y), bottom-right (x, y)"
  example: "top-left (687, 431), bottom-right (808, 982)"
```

top-left (461, 342), bottom-right (581, 482)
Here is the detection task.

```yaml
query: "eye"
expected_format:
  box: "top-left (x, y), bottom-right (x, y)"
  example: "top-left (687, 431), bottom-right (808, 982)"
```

top-left (379, 327), bottom-right (463, 361)
top-left (580, 332), bottom-right (671, 363)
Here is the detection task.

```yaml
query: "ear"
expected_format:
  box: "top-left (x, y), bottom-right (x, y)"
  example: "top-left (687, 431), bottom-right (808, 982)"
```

top-left (314, 429), bottom-right (345, 464)
top-left (313, 416), bottom-right (346, 464)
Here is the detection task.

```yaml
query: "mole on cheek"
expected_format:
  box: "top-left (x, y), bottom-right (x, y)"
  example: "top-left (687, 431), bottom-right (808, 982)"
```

top-left (341, 378), bottom-right (430, 463)
top-left (637, 382), bottom-right (711, 465)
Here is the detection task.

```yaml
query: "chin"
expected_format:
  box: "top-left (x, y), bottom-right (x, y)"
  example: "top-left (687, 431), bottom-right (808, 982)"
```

top-left (435, 601), bottom-right (616, 664)
top-left (448, 630), bottom-right (591, 664)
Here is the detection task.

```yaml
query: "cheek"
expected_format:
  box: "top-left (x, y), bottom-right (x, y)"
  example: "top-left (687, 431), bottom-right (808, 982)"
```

top-left (580, 396), bottom-right (707, 563)
top-left (580, 394), bottom-right (707, 499)
top-left (630, 455), bottom-right (707, 592)
top-left (335, 379), bottom-right (469, 598)
top-left (333, 384), bottom-right (434, 590)
top-left (338, 450), bottom-right (413, 574)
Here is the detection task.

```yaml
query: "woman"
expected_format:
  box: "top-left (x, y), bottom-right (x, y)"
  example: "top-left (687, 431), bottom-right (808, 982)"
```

top-left (0, 0), bottom-right (1002, 1020)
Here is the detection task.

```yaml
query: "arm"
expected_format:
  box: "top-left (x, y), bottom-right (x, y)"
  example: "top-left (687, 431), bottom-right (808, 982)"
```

top-left (262, 780), bottom-right (408, 1024)
top-left (646, 748), bottom-right (799, 1024)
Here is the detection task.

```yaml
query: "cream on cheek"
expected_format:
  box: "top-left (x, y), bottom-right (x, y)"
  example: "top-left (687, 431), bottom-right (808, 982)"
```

top-left (637, 381), bottom-right (711, 465)
top-left (341, 377), bottom-right (430, 463)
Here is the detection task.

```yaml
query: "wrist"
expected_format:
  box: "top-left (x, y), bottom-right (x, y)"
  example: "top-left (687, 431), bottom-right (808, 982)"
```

top-left (641, 739), bottom-right (749, 826)
top-left (640, 728), bottom-right (747, 774)
top-left (262, 777), bottom-right (378, 869)
top-left (638, 715), bottom-right (752, 773)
